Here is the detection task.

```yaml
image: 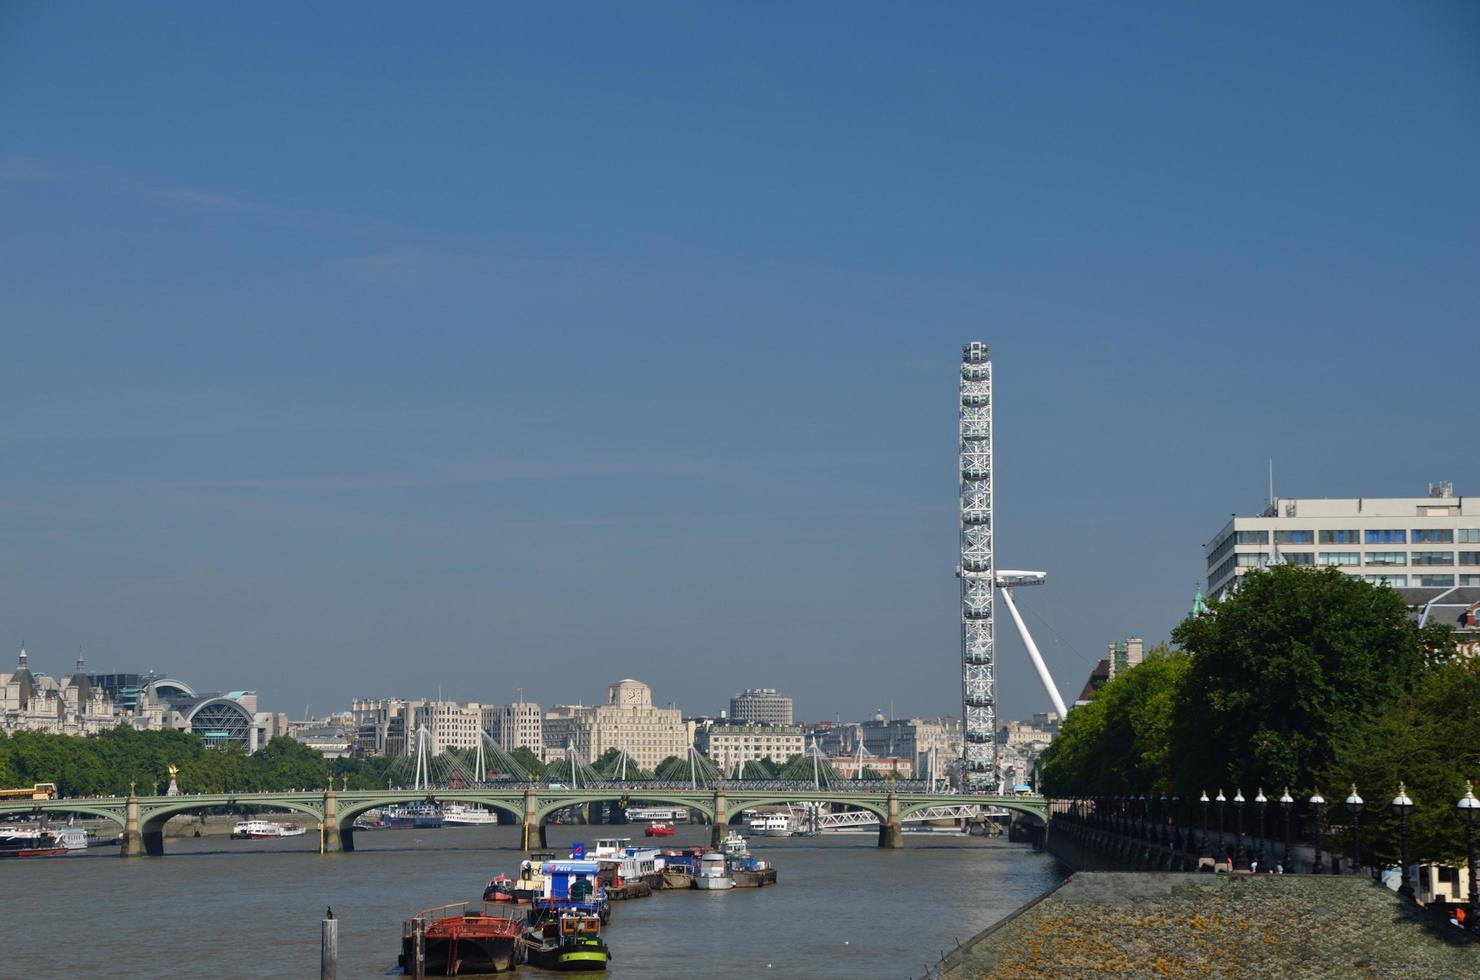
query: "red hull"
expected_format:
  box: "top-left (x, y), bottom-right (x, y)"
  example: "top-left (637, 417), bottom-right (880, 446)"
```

top-left (0, 847), bottom-right (68, 858)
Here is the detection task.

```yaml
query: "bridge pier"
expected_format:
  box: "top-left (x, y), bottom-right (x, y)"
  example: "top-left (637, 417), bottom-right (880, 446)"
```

top-left (120, 793), bottom-right (144, 858)
top-left (521, 789), bottom-right (546, 852)
top-left (878, 792), bottom-right (903, 849)
top-left (711, 789), bottom-right (728, 848)
top-left (322, 790), bottom-right (343, 854)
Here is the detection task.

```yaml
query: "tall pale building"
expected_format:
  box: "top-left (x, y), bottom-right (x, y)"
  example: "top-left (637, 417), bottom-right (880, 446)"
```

top-left (546, 680), bottom-right (690, 771)
top-left (1205, 483), bottom-right (1480, 599)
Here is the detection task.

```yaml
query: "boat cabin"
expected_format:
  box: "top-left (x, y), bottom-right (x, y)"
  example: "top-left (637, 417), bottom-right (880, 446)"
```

top-left (540, 860), bottom-right (603, 901)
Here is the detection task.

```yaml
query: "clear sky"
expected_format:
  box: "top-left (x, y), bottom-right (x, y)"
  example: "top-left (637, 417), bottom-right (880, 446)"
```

top-left (2, 2), bottom-right (1477, 723)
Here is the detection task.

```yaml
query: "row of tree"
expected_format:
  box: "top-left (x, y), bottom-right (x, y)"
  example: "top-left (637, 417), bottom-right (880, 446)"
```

top-left (1038, 565), bottom-right (1479, 864)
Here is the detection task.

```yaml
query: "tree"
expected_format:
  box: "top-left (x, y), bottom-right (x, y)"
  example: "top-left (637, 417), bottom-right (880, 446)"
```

top-left (1170, 566), bottom-right (1428, 795)
top-left (1331, 652), bottom-right (1480, 866)
top-left (1038, 646), bottom-right (1189, 796)
top-left (509, 746), bottom-right (543, 777)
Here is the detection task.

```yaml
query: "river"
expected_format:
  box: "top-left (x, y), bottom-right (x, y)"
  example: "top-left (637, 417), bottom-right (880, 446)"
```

top-left (3, 824), bottom-right (1067, 978)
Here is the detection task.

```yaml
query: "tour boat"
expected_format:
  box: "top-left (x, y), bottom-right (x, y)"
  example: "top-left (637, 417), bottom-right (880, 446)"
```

top-left (443, 803), bottom-right (500, 826)
top-left (230, 820), bottom-right (307, 839)
top-left (0, 827), bottom-right (69, 859)
top-left (746, 812), bottom-right (796, 837)
top-left (384, 802), bottom-right (444, 829)
top-left (523, 911), bottom-right (611, 972)
top-left (693, 851), bottom-right (733, 890)
top-left (55, 826), bottom-right (89, 850)
top-left (400, 902), bottom-right (522, 975)
top-left (644, 820), bottom-right (675, 837)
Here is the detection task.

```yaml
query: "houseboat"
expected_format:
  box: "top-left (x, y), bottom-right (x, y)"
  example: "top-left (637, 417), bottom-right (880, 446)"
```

top-left (511, 852), bottom-right (557, 902)
top-left (693, 850), bottom-right (733, 890)
top-left (523, 911), bottom-right (611, 972)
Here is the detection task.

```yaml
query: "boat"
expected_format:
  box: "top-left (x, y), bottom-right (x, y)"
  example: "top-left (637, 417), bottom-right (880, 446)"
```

top-left (384, 802), bottom-right (444, 829)
top-left (55, 826), bottom-right (89, 851)
top-left (656, 848), bottom-right (702, 889)
top-left (644, 821), bottom-right (675, 838)
top-left (718, 832), bottom-right (750, 856)
top-left (529, 859), bottom-right (611, 924)
top-left (353, 811), bottom-right (390, 831)
top-left (400, 902), bottom-right (522, 975)
top-left (512, 852), bottom-right (557, 903)
top-left (444, 803), bottom-right (500, 826)
top-left (693, 850), bottom-right (733, 890)
top-left (730, 852), bottom-right (778, 887)
top-left (483, 874), bottom-right (516, 903)
top-left (522, 911), bottom-right (611, 972)
top-left (746, 812), bottom-right (796, 837)
top-left (0, 827), bottom-right (69, 859)
top-left (230, 820), bottom-right (307, 839)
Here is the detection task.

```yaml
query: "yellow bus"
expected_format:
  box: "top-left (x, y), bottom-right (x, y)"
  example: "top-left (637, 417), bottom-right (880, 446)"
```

top-left (0, 783), bottom-right (58, 801)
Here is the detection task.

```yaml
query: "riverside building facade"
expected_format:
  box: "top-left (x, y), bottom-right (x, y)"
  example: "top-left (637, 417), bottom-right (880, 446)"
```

top-left (1205, 484), bottom-right (1480, 599)
top-left (728, 687), bottom-right (794, 725)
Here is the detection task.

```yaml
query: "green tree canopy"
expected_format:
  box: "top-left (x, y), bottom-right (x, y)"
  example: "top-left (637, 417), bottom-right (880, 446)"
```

top-left (1170, 565), bottom-right (1431, 793)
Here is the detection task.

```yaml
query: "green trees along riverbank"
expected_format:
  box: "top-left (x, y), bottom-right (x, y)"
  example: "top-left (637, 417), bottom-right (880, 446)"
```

top-left (1039, 564), bottom-right (1479, 864)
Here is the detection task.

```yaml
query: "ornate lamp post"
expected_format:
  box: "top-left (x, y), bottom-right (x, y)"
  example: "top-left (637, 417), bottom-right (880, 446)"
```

top-left (1391, 782), bottom-right (1414, 899)
top-left (1159, 794), bottom-right (1169, 846)
top-left (1233, 789), bottom-right (1246, 868)
top-left (1456, 781), bottom-right (1480, 929)
top-left (1280, 788), bottom-right (1294, 872)
top-left (1345, 784), bottom-right (1365, 873)
top-left (1199, 790), bottom-right (1210, 855)
top-left (1309, 789), bottom-right (1326, 875)
top-left (1254, 789), bottom-right (1268, 869)
top-left (1215, 789), bottom-right (1227, 857)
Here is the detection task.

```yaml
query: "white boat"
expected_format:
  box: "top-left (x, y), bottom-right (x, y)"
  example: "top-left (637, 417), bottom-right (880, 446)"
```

top-left (442, 803), bottom-right (499, 826)
top-left (693, 851), bottom-right (733, 890)
top-left (55, 827), bottom-right (88, 850)
top-left (746, 812), bottom-right (797, 837)
top-left (231, 820), bottom-right (307, 839)
top-left (719, 832), bottom-right (750, 856)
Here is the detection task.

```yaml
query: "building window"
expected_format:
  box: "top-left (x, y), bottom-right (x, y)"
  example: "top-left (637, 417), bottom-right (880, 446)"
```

top-left (1411, 551), bottom-right (1454, 566)
top-left (1460, 553), bottom-right (1480, 566)
top-left (1275, 530), bottom-right (1314, 544)
top-left (1319, 552), bottom-right (1360, 567)
top-left (1236, 530), bottom-right (1269, 545)
top-left (1363, 552), bottom-right (1407, 567)
top-left (1412, 529), bottom-right (1454, 544)
top-left (1320, 530), bottom-right (1360, 544)
top-left (1283, 552), bottom-right (1315, 566)
top-left (1461, 575), bottom-right (1480, 586)
top-left (1458, 529), bottom-right (1480, 543)
top-left (1236, 554), bottom-right (1265, 567)
top-left (1366, 574), bottom-right (1407, 587)
top-left (1416, 574), bottom-right (1456, 587)
top-left (1208, 534), bottom-right (1235, 567)
top-left (1363, 529), bottom-right (1406, 544)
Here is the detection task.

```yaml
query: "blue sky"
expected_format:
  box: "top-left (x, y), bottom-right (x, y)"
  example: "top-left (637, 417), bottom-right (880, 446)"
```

top-left (2, 2), bottom-right (1477, 722)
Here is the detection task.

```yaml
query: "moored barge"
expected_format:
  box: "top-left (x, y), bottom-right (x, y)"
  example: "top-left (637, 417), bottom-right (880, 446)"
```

top-left (400, 902), bottom-right (522, 975)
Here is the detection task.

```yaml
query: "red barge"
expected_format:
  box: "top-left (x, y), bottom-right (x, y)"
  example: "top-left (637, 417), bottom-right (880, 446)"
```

top-left (400, 902), bottom-right (522, 974)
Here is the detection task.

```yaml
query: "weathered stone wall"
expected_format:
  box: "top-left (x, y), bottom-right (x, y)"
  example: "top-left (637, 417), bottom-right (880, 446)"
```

top-left (938, 873), bottom-right (1477, 978)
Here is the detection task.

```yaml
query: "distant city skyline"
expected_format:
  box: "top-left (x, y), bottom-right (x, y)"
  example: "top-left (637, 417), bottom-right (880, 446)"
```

top-left (2, 3), bottom-right (1477, 721)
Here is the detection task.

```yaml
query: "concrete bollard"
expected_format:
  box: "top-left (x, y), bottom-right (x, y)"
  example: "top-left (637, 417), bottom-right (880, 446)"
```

top-left (321, 908), bottom-right (338, 980)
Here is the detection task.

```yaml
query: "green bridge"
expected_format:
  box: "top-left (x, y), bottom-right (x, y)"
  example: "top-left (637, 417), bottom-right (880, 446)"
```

top-left (0, 784), bottom-right (1048, 856)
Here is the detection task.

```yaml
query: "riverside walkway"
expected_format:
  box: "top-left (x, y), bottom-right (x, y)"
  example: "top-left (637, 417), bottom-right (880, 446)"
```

top-left (0, 782), bottom-right (1047, 856)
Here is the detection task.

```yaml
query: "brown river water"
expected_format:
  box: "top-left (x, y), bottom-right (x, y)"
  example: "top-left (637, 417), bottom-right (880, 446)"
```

top-left (1, 823), bottom-right (1067, 978)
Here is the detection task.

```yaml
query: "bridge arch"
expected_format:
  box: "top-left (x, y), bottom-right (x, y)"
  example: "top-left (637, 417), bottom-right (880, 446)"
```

top-left (532, 793), bottom-right (713, 827)
top-left (0, 800), bottom-right (129, 829)
top-left (334, 792), bottom-right (525, 833)
top-left (727, 795), bottom-right (890, 822)
top-left (896, 798), bottom-right (1047, 824)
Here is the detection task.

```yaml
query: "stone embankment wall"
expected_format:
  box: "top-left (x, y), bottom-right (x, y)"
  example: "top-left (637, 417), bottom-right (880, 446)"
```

top-left (936, 872), bottom-right (1477, 978)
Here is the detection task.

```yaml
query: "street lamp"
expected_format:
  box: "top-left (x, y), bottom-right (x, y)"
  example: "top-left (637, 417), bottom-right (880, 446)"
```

top-left (1234, 789), bottom-right (1246, 868)
top-left (1200, 790), bottom-right (1210, 855)
top-left (1254, 789), bottom-right (1268, 870)
top-left (1345, 784), bottom-right (1365, 873)
top-left (1309, 789), bottom-right (1326, 875)
top-left (1280, 788), bottom-right (1294, 872)
top-left (1391, 782), bottom-right (1414, 899)
top-left (1216, 789), bottom-right (1227, 858)
top-left (1456, 781), bottom-right (1480, 929)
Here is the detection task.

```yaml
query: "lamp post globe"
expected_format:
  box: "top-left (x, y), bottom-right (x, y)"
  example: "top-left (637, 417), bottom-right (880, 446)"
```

top-left (1456, 781), bottom-right (1480, 929)
top-left (1215, 789), bottom-right (1227, 857)
top-left (1309, 789), bottom-right (1327, 875)
top-left (1391, 782), bottom-right (1415, 900)
top-left (1345, 784), bottom-right (1365, 873)
top-left (1279, 788), bottom-right (1294, 872)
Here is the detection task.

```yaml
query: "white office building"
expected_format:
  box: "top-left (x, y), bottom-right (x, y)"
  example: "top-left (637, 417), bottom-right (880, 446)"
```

top-left (1205, 483), bottom-right (1480, 599)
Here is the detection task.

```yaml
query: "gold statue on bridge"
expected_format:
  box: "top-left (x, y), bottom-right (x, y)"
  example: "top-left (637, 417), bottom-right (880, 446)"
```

top-left (166, 764), bottom-right (180, 797)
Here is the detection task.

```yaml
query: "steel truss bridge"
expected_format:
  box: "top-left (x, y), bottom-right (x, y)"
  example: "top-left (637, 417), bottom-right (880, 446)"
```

top-left (0, 783), bottom-right (1047, 856)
